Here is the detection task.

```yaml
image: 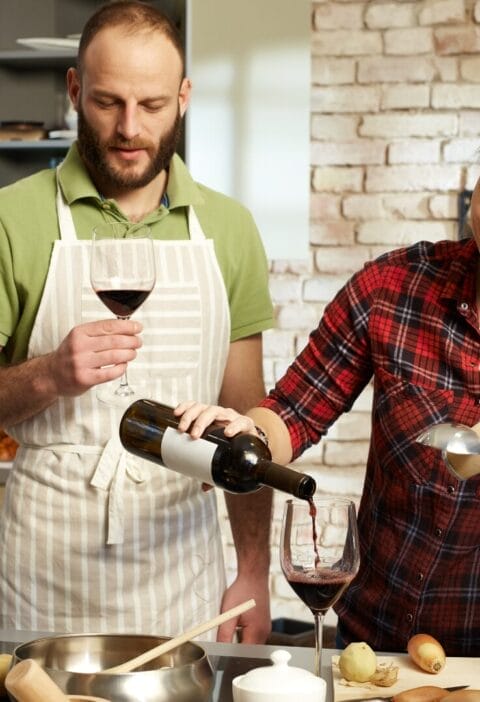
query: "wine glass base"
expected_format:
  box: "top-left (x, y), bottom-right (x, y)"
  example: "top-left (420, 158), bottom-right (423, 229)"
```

top-left (96, 381), bottom-right (151, 408)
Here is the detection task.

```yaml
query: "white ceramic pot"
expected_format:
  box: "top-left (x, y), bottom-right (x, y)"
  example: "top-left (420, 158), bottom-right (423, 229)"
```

top-left (232, 650), bottom-right (326, 702)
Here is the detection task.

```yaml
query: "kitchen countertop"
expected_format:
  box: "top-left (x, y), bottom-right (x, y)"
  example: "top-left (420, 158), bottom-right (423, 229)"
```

top-left (2, 629), bottom-right (477, 701)
top-left (0, 628), bottom-right (333, 702)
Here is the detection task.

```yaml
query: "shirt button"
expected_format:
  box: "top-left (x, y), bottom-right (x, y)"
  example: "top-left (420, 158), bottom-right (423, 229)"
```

top-left (447, 485), bottom-right (455, 494)
top-left (416, 572), bottom-right (424, 582)
top-left (459, 302), bottom-right (469, 313)
top-left (406, 613), bottom-right (414, 623)
top-left (102, 202), bottom-right (111, 210)
top-left (435, 527), bottom-right (443, 537)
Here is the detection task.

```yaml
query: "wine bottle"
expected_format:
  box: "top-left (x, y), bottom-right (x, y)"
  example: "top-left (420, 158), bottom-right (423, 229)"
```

top-left (119, 399), bottom-right (316, 499)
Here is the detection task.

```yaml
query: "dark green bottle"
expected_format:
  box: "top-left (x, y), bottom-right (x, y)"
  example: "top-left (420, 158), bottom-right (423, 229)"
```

top-left (119, 399), bottom-right (316, 499)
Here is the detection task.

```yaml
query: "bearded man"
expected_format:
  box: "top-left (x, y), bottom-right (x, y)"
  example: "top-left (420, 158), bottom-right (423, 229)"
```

top-left (0, 1), bottom-right (273, 643)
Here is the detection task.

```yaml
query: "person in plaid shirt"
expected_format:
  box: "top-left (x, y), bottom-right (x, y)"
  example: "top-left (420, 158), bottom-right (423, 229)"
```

top-left (177, 191), bottom-right (480, 655)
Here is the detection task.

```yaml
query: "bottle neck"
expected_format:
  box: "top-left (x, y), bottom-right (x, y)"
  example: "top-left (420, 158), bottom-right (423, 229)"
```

top-left (257, 459), bottom-right (316, 500)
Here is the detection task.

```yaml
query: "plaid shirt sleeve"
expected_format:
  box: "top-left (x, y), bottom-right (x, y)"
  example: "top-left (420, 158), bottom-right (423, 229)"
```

top-left (261, 258), bottom-right (377, 458)
top-left (261, 240), bottom-right (480, 656)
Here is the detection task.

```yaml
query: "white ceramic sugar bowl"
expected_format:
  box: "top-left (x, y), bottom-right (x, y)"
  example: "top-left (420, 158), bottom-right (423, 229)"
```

top-left (232, 650), bottom-right (326, 702)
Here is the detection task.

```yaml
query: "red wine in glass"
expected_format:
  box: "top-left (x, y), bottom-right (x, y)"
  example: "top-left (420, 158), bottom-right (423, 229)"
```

top-left (281, 498), bottom-right (360, 677)
top-left (95, 289), bottom-right (151, 319)
top-left (286, 568), bottom-right (355, 615)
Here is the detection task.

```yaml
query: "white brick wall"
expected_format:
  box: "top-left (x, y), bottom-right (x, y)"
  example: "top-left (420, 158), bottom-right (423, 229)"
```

top-left (217, 0), bottom-right (480, 631)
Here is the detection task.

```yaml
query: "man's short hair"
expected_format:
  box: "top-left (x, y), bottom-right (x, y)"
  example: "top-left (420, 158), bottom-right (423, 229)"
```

top-left (78, 1), bottom-right (185, 75)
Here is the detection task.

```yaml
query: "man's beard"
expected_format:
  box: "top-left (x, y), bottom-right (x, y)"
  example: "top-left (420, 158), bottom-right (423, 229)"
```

top-left (77, 106), bottom-right (183, 191)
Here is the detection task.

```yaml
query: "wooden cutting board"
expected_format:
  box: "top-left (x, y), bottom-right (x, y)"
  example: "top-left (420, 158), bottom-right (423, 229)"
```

top-left (332, 655), bottom-right (479, 701)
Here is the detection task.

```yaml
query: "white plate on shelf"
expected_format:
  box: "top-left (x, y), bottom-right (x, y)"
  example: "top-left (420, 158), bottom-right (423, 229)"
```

top-left (48, 129), bottom-right (77, 140)
top-left (16, 37), bottom-right (79, 51)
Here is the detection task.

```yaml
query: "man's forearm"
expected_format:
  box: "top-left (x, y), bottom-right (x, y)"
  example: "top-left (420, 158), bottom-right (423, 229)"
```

top-left (225, 487), bottom-right (273, 578)
top-left (218, 335), bottom-right (273, 581)
top-left (246, 407), bottom-right (293, 465)
top-left (0, 354), bottom-right (58, 427)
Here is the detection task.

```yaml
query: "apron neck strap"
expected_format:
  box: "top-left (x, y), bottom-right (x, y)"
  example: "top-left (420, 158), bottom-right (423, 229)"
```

top-left (56, 167), bottom-right (78, 242)
top-left (188, 206), bottom-right (205, 242)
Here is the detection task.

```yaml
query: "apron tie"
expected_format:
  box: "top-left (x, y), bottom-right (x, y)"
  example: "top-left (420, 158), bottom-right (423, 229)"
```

top-left (90, 436), bottom-right (148, 545)
top-left (22, 438), bottom-right (148, 545)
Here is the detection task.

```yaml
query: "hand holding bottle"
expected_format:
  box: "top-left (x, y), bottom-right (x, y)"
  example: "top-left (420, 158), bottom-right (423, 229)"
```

top-left (174, 400), bottom-right (295, 466)
top-left (120, 399), bottom-right (316, 499)
top-left (175, 401), bottom-right (258, 439)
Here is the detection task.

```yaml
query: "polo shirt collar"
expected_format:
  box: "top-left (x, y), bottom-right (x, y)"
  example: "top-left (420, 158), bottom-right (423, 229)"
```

top-left (166, 154), bottom-right (205, 209)
top-left (57, 142), bottom-right (96, 204)
top-left (57, 142), bottom-right (205, 211)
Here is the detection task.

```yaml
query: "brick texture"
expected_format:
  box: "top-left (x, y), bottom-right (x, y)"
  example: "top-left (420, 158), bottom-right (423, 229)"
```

top-left (216, 0), bottom-right (480, 630)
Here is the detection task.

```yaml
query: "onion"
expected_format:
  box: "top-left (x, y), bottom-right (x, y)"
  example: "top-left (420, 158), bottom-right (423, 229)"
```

top-left (407, 633), bottom-right (446, 674)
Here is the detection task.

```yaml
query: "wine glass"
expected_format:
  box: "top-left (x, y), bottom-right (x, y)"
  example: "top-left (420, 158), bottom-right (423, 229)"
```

top-left (280, 498), bottom-right (360, 677)
top-left (90, 221), bottom-right (155, 406)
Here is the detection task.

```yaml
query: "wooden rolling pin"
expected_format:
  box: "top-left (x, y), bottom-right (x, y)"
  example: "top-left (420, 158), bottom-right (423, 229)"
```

top-left (5, 658), bottom-right (70, 702)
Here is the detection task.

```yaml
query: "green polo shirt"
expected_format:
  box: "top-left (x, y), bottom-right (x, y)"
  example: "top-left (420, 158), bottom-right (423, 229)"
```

top-left (0, 145), bottom-right (274, 365)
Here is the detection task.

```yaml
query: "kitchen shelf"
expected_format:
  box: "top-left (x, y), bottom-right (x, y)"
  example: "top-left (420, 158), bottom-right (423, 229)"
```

top-left (0, 49), bottom-right (76, 69)
top-left (0, 139), bottom-right (73, 150)
top-left (0, 43), bottom-right (75, 183)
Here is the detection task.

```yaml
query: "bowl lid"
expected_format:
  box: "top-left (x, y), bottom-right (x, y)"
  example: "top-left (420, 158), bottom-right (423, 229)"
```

top-left (233, 650), bottom-right (326, 694)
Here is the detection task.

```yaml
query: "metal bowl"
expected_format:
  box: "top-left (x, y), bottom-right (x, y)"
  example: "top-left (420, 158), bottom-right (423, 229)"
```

top-left (10, 633), bottom-right (214, 702)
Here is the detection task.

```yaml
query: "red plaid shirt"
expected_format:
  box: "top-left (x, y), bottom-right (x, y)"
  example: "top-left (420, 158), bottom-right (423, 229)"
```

top-left (262, 238), bottom-right (480, 655)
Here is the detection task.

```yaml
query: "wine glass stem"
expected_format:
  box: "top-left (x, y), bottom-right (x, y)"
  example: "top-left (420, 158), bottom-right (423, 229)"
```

top-left (119, 368), bottom-right (129, 391)
top-left (314, 611), bottom-right (324, 677)
top-left (115, 315), bottom-right (133, 396)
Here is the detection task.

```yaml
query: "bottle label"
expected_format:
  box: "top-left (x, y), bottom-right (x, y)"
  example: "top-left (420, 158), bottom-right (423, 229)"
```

top-left (160, 427), bottom-right (216, 484)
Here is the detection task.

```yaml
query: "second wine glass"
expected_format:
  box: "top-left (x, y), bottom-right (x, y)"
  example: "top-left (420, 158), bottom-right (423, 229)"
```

top-left (90, 221), bottom-right (155, 406)
top-left (280, 498), bottom-right (360, 677)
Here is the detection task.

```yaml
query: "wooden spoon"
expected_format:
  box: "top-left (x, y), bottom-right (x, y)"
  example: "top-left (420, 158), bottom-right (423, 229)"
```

top-left (104, 598), bottom-right (256, 674)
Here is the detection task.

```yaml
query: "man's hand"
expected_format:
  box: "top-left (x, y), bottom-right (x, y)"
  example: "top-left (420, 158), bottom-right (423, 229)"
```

top-left (217, 574), bottom-right (271, 644)
top-left (0, 318), bottom-right (143, 427)
top-left (174, 401), bottom-right (256, 439)
top-left (48, 318), bottom-right (143, 396)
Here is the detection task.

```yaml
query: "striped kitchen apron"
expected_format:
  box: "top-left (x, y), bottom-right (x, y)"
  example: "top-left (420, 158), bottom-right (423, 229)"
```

top-left (0, 170), bottom-right (231, 635)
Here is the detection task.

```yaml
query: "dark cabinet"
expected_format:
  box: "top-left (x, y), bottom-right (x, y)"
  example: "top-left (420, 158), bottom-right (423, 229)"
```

top-left (0, 0), bottom-right (98, 186)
